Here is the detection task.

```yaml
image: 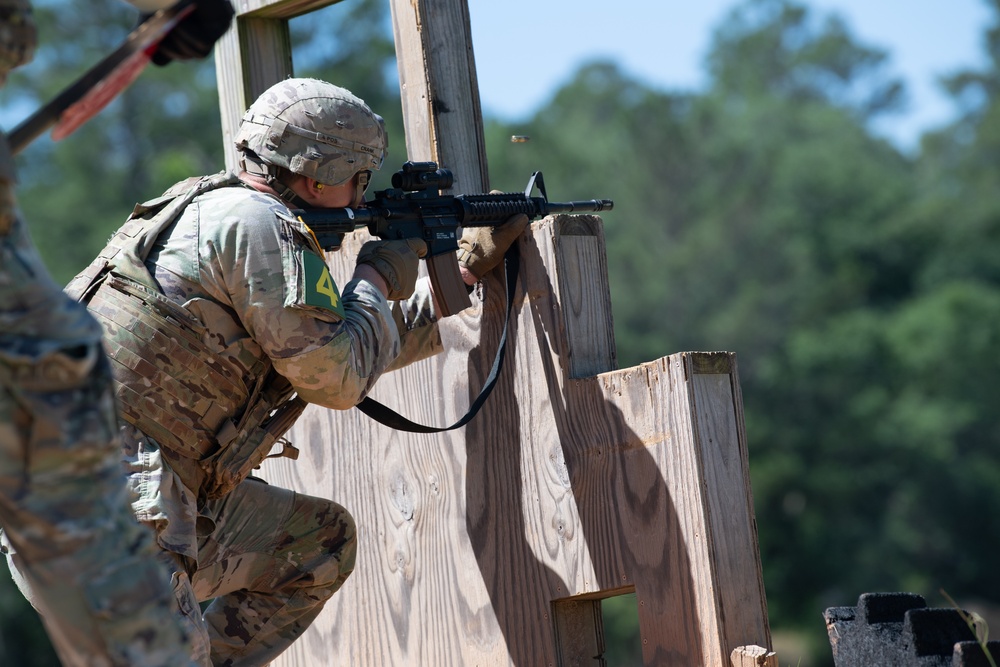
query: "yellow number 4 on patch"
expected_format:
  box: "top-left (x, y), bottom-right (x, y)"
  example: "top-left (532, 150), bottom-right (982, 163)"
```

top-left (315, 266), bottom-right (339, 307)
top-left (302, 251), bottom-right (346, 317)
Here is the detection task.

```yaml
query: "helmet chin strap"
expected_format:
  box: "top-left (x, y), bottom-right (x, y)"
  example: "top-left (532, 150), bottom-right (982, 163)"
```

top-left (240, 151), bottom-right (312, 209)
top-left (351, 180), bottom-right (365, 207)
top-left (351, 169), bottom-right (371, 208)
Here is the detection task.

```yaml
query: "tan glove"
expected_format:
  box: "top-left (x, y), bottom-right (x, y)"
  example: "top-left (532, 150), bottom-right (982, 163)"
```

top-left (357, 238), bottom-right (428, 300)
top-left (457, 210), bottom-right (530, 280)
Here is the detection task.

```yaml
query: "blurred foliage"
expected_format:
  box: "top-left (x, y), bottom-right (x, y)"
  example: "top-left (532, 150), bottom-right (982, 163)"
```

top-left (4, 0), bottom-right (1000, 665)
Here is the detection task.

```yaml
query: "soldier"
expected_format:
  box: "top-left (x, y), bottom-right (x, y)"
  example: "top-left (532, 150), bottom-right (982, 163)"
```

top-left (36, 77), bottom-right (527, 666)
top-left (0, 0), bottom-right (232, 665)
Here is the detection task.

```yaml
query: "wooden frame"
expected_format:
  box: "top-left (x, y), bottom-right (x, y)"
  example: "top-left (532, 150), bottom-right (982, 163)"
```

top-left (214, 1), bottom-right (772, 664)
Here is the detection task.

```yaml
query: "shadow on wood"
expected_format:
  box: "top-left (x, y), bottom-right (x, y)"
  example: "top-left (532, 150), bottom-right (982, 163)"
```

top-left (260, 216), bottom-right (770, 666)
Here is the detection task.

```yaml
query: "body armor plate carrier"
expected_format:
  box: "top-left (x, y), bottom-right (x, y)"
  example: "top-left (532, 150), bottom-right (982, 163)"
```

top-left (66, 172), bottom-right (304, 499)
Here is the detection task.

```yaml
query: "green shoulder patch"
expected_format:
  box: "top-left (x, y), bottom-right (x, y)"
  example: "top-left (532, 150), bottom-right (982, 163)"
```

top-left (301, 251), bottom-right (346, 317)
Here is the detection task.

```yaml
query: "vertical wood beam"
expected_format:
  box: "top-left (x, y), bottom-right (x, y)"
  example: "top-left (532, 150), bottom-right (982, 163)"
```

top-left (388, 0), bottom-right (489, 316)
top-left (388, 0), bottom-right (488, 191)
top-left (686, 353), bottom-right (770, 654)
top-left (547, 215), bottom-right (617, 378)
top-left (553, 597), bottom-right (606, 667)
top-left (215, 16), bottom-right (293, 172)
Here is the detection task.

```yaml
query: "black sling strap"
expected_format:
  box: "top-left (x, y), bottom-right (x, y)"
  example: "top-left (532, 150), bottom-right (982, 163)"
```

top-left (355, 244), bottom-right (520, 433)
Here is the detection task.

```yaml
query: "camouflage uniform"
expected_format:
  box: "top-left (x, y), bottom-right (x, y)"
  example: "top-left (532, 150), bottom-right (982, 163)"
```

top-left (0, 1), bottom-right (201, 665)
top-left (61, 165), bottom-right (441, 665)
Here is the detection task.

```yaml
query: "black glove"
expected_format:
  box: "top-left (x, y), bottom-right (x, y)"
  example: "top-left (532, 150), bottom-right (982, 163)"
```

top-left (147, 0), bottom-right (235, 66)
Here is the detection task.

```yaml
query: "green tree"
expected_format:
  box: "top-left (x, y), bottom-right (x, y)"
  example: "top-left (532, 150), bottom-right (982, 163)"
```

top-left (484, 1), bottom-right (1000, 664)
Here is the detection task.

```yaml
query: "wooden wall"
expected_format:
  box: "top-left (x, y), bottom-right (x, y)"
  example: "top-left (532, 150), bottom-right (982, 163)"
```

top-left (213, 0), bottom-right (772, 664)
top-left (258, 217), bottom-right (771, 666)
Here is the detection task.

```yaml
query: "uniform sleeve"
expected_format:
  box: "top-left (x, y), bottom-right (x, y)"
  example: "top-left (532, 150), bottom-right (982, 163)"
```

top-left (199, 193), bottom-right (401, 410)
top-left (386, 276), bottom-right (443, 372)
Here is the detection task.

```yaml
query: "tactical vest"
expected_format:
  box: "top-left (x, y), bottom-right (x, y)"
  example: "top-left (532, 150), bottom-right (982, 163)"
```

top-left (66, 172), bottom-right (304, 499)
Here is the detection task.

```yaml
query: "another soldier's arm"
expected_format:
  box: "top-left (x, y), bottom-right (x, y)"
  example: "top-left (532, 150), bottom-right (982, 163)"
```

top-left (126, 0), bottom-right (234, 67)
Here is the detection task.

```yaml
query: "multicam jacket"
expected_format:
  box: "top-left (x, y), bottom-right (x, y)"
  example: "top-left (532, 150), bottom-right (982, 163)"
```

top-left (66, 172), bottom-right (442, 560)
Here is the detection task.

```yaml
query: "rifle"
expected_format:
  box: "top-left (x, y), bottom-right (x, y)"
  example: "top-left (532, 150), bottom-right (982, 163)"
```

top-left (293, 160), bottom-right (614, 434)
top-left (292, 160), bottom-right (614, 317)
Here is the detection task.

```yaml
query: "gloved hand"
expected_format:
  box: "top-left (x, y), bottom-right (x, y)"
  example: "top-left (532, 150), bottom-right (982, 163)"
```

top-left (147, 0), bottom-right (235, 66)
top-left (457, 208), bottom-right (530, 281)
top-left (357, 238), bottom-right (428, 300)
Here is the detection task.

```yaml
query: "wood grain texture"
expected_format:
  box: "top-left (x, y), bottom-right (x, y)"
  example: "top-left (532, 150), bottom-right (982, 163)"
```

top-left (215, 15), bottom-right (293, 172)
top-left (389, 0), bottom-right (487, 317)
top-left (689, 355), bottom-right (771, 653)
top-left (389, 0), bottom-right (488, 193)
top-left (550, 215), bottom-right (616, 378)
top-left (264, 218), bottom-right (771, 666)
top-left (731, 645), bottom-right (779, 667)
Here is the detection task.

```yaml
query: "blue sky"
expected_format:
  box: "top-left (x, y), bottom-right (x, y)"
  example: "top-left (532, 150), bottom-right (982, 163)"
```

top-left (468, 0), bottom-right (994, 152)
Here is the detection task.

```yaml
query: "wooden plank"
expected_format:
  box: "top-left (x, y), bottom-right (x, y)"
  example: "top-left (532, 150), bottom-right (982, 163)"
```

top-left (552, 598), bottom-right (604, 667)
top-left (388, 0), bottom-right (488, 191)
top-left (550, 215), bottom-right (616, 378)
top-left (215, 16), bottom-right (293, 172)
top-left (264, 217), bottom-right (770, 666)
top-left (731, 645), bottom-right (779, 667)
top-left (234, 0), bottom-right (342, 19)
top-left (389, 0), bottom-right (489, 317)
top-left (688, 354), bottom-right (771, 654)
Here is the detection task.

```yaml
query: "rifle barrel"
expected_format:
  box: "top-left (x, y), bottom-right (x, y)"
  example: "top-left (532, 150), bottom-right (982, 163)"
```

top-left (543, 199), bottom-right (614, 215)
top-left (458, 195), bottom-right (613, 224)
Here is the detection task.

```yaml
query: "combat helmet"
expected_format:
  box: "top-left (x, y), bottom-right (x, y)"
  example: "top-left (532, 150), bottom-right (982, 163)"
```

top-left (235, 78), bottom-right (387, 191)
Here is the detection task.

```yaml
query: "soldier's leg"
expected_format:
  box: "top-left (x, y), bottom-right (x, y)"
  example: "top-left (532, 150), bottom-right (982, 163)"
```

top-left (194, 476), bottom-right (357, 667)
top-left (0, 215), bottom-right (198, 667)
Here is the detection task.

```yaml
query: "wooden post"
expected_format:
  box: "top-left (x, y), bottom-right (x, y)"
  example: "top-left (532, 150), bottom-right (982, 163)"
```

top-left (213, 1), bottom-right (772, 664)
top-left (732, 645), bottom-right (779, 667)
top-left (256, 218), bottom-right (771, 667)
top-left (388, 0), bottom-right (489, 315)
top-left (214, 13), bottom-right (294, 172)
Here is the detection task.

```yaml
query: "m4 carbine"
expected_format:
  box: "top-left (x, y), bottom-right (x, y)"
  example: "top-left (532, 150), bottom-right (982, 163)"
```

top-left (292, 160), bottom-right (614, 316)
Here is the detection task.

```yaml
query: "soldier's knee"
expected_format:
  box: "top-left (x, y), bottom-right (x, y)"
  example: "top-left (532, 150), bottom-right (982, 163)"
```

top-left (324, 500), bottom-right (357, 568)
top-left (305, 498), bottom-right (357, 590)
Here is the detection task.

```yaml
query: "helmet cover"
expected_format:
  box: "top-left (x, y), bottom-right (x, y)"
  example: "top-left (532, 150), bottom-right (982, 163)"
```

top-left (235, 78), bottom-right (386, 186)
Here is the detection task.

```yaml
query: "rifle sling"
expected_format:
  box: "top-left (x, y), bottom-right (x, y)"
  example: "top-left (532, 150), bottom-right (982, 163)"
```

top-left (355, 244), bottom-right (519, 433)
